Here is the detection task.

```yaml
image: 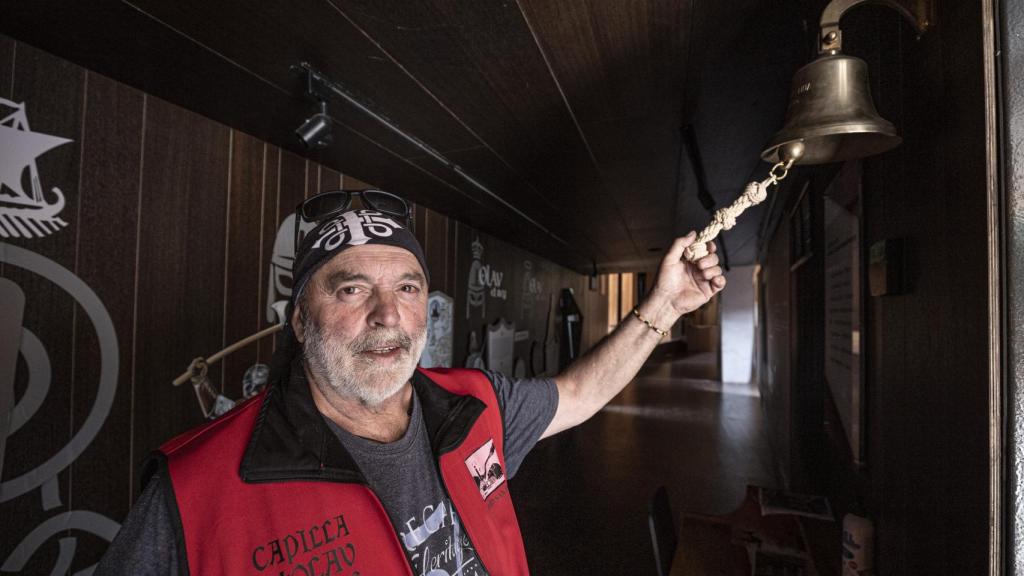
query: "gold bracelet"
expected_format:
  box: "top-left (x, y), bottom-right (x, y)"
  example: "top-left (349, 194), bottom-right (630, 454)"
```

top-left (632, 306), bottom-right (668, 337)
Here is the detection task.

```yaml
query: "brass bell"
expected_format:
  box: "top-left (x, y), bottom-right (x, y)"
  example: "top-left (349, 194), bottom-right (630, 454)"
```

top-left (762, 0), bottom-right (935, 165)
top-left (761, 53), bottom-right (900, 165)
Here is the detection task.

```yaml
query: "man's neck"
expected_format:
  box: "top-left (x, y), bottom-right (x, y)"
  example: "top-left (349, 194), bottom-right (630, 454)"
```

top-left (305, 366), bottom-right (414, 444)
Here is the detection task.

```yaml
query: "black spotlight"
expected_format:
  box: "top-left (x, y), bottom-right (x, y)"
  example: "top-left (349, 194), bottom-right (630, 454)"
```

top-left (295, 100), bottom-right (333, 149)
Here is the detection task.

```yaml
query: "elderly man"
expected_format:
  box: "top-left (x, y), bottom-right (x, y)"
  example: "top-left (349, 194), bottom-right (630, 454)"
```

top-left (98, 190), bottom-right (725, 575)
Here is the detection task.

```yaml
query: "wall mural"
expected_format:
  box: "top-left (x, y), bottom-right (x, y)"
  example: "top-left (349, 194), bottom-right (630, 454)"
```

top-left (0, 99), bottom-right (122, 574)
top-left (175, 211), bottom-right (314, 422)
top-left (0, 248), bottom-right (121, 574)
top-left (0, 44), bottom-right (601, 573)
top-left (454, 231), bottom-right (589, 378)
top-left (0, 99), bottom-right (72, 239)
top-left (466, 237), bottom-right (486, 319)
top-left (266, 213), bottom-right (315, 325)
top-left (465, 235), bottom-right (509, 321)
top-left (519, 260), bottom-right (544, 320)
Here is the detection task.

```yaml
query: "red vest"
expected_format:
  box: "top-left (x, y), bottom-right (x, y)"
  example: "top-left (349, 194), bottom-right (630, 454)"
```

top-left (153, 367), bottom-right (529, 576)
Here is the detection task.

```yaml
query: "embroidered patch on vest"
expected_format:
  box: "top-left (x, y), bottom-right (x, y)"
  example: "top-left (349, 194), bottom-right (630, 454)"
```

top-left (464, 439), bottom-right (506, 499)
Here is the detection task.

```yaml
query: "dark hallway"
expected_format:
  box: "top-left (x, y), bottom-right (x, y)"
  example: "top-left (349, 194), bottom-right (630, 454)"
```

top-left (514, 351), bottom-right (777, 574)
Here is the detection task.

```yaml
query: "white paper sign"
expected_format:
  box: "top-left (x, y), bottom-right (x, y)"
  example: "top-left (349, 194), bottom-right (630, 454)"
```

top-left (421, 291), bottom-right (454, 368)
top-left (485, 318), bottom-right (515, 375)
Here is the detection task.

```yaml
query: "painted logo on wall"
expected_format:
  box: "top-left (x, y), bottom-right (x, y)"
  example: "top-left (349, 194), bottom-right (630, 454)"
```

top-left (0, 98), bottom-right (72, 239)
top-left (0, 243), bottom-right (121, 574)
top-left (266, 214), bottom-right (315, 324)
top-left (466, 237), bottom-right (486, 319)
top-left (465, 237), bottom-right (506, 320)
top-left (520, 260), bottom-right (544, 320)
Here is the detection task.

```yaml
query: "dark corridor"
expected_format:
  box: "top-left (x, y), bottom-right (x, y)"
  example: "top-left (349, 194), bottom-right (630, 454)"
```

top-left (514, 351), bottom-right (777, 574)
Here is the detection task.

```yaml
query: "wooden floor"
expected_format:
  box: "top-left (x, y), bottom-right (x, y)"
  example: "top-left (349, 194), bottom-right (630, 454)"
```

top-left (510, 351), bottom-right (778, 575)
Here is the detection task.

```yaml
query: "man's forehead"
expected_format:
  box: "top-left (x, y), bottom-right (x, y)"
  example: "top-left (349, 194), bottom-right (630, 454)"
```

top-left (313, 244), bottom-right (426, 282)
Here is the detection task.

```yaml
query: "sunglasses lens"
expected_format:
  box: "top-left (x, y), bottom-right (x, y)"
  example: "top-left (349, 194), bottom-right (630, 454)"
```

top-left (362, 190), bottom-right (408, 219)
top-left (301, 191), bottom-right (350, 221)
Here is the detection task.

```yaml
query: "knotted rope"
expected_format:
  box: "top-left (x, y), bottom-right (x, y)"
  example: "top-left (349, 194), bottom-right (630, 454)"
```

top-left (683, 160), bottom-right (792, 261)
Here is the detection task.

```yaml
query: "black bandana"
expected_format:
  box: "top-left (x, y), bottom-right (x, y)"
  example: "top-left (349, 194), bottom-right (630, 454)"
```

top-left (289, 209), bottom-right (429, 316)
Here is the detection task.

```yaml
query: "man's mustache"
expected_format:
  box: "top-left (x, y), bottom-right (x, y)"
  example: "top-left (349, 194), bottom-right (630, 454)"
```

top-left (350, 328), bottom-right (413, 353)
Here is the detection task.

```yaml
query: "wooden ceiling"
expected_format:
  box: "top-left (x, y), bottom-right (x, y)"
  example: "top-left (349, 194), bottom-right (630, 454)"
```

top-left (1, 0), bottom-right (812, 272)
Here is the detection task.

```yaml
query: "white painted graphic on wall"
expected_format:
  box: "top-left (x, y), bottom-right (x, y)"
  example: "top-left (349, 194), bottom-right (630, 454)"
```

top-left (466, 237), bottom-right (486, 319)
top-left (0, 243), bottom-right (121, 574)
top-left (465, 236), bottom-right (507, 320)
top-left (0, 99), bottom-right (72, 239)
top-left (266, 214), bottom-right (315, 324)
top-left (485, 319), bottom-right (515, 375)
top-left (520, 260), bottom-right (544, 320)
top-left (421, 291), bottom-right (453, 369)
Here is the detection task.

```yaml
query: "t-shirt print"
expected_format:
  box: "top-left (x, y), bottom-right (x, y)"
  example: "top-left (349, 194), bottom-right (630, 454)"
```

top-left (399, 498), bottom-right (486, 576)
top-left (324, 371), bottom-right (557, 576)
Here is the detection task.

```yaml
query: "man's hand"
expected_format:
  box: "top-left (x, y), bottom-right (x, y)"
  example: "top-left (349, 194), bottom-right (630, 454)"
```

top-left (651, 232), bottom-right (726, 318)
top-left (542, 232), bottom-right (726, 439)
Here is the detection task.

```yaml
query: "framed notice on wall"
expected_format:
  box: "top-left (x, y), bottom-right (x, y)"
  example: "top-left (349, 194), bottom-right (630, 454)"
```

top-left (823, 162), bottom-right (864, 463)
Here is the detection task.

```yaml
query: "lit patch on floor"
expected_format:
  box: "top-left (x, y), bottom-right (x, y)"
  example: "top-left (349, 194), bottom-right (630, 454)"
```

top-left (631, 376), bottom-right (761, 397)
top-left (722, 381), bottom-right (761, 397)
top-left (600, 404), bottom-right (715, 424)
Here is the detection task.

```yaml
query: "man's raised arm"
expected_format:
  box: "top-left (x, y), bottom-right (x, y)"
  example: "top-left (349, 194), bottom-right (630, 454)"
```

top-left (541, 232), bottom-right (727, 439)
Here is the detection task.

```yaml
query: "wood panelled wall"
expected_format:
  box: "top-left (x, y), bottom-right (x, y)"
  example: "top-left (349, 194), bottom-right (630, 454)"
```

top-left (758, 1), bottom-right (989, 573)
top-left (0, 36), bottom-right (607, 573)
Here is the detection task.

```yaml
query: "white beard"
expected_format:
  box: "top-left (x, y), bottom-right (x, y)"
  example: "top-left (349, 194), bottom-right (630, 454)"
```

top-left (303, 316), bottom-right (426, 407)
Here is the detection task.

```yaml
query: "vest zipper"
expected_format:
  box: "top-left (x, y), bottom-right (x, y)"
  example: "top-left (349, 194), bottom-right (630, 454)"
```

top-left (433, 453), bottom-right (490, 576)
top-left (429, 395), bottom-right (494, 575)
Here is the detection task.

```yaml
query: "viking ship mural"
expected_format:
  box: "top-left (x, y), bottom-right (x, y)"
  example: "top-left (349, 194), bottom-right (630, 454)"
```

top-left (0, 98), bottom-right (72, 239)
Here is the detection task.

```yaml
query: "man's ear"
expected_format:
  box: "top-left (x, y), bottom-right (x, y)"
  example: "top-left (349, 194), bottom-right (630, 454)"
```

top-left (291, 303), bottom-right (306, 344)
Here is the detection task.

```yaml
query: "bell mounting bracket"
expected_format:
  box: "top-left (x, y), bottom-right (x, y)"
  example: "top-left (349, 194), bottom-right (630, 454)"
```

top-left (819, 0), bottom-right (935, 54)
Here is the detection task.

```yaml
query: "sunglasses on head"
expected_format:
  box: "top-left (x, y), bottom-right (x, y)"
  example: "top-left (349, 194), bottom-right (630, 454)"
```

top-left (293, 189), bottom-right (411, 252)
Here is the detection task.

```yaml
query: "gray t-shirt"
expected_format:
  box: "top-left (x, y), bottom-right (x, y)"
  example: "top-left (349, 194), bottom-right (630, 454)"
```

top-left (95, 370), bottom-right (557, 575)
top-left (326, 370), bottom-right (556, 575)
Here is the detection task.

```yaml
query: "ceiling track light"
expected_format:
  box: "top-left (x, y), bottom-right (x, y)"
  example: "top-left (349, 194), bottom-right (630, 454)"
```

top-left (290, 61), bottom-right (573, 251)
top-left (295, 99), bottom-right (333, 149)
